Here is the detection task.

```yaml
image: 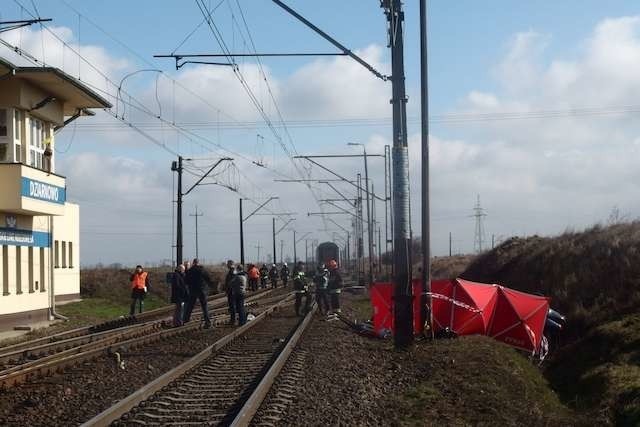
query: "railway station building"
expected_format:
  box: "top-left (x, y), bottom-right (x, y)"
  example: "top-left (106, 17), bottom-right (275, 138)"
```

top-left (0, 57), bottom-right (111, 329)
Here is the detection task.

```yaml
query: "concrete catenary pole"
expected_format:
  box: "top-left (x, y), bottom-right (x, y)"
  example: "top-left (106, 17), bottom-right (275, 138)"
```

top-left (384, 0), bottom-right (413, 348)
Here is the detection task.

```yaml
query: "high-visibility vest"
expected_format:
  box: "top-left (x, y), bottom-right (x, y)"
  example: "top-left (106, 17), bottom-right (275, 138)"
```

top-left (131, 272), bottom-right (148, 290)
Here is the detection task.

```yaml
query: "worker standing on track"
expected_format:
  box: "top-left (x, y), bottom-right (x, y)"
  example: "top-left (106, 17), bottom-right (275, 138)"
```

top-left (171, 264), bottom-right (188, 327)
top-left (183, 258), bottom-right (213, 329)
top-left (224, 260), bottom-right (236, 325)
top-left (327, 259), bottom-right (343, 320)
top-left (313, 263), bottom-right (330, 315)
top-left (248, 264), bottom-right (260, 291)
top-left (280, 262), bottom-right (290, 287)
top-left (231, 264), bottom-right (248, 325)
top-left (259, 264), bottom-right (269, 289)
top-left (269, 263), bottom-right (279, 288)
top-left (293, 261), bottom-right (311, 316)
top-left (129, 265), bottom-right (149, 316)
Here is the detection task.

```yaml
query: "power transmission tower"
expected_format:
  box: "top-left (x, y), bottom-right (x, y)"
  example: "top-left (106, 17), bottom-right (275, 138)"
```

top-left (472, 195), bottom-right (487, 253)
top-left (189, 205), bottom-right (204, 259)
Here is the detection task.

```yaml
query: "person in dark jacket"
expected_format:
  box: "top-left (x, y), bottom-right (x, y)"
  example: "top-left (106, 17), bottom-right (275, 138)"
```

top-left (183, 258), bottom-right (213, 328)
top-left (313, 263), bottom-right (330, 315)
top-left (129, 265), bottom-right (150, 316)
top-left (231, 264), bottom-right (248, 326)
top-left (327, 259), bottom-right (342, 320)
top-left (280, 262), bottom-right (290, 287)
top-left (224, 259), bottom-right (236, 324)
top-left (171, 264), bottom-right (188, 327)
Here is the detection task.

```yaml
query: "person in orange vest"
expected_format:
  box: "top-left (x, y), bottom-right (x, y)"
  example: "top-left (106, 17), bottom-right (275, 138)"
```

top-left (130, 265), bottom-right (150, 316)
top-left (248, 264), bottom-right (260, 292)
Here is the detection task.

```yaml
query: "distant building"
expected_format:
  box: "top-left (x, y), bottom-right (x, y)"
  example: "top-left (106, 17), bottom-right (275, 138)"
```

top-left (0, 57), bottom-right (111, 329)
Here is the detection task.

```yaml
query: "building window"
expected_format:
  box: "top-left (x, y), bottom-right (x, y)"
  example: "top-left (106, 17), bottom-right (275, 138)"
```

top-left (54, 240), bottom-right (59, 268)
top-left (16, 246), bottom-right (22, 294)
top-left (0, 109), bottom-right (7, 162)
top-left (0, 108), bottom-right (7, 136)
top-left (29, 117), bottom-right (46, 169)
top-left (28, 246), bottom-right (34, 293)
top-left (39, 247), bottom-right (46, 292)
top-left (61, 241), bottom-right (67, 268)
top-left (68, 242), bottom-right (74, 268)
top-left (2, 245), bottom-right (8, 296)
top-left (14, 110), bottom-right (22, 163)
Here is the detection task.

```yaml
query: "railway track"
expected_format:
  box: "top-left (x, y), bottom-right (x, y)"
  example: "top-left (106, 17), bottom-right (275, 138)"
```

top-left (0, 288), bottom-right (287, 388)
top-left (82, 300), bottom-right (316, 426)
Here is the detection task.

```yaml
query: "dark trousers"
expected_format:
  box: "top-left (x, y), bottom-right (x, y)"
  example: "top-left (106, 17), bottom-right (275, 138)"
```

top-left (227, 291), bottom-right (235, 320)
top-left (249, 278), bottom-right (258, 292)
top-left (330, 292), bottom-right (341, 312)
top-left (232, 293), bottom-right (246, 325)
top-left (316, 289), bottom-right (330, 314)
top-left (281, 277), bottom-right (289, 287)
top-left (270, 277), bottom-right (278, 288)
top-left (295, 292), bottom-right (311, 316)
top-left (130, 297), bottom-right (144, 315)
top-left (184, 287), bottom-right (211, 325)
top-left (173, 302), bottom-right (184, 327)
top-left (260, 277), bottom-right (267, 288)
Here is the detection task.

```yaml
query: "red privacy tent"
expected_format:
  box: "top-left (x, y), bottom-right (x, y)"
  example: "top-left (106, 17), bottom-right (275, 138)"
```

top-left (371, 279), bottom-right (550, 353)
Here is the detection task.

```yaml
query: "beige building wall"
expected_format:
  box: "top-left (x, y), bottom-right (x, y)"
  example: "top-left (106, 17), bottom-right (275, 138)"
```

top-left (52, 203), bottom-right (80, 300)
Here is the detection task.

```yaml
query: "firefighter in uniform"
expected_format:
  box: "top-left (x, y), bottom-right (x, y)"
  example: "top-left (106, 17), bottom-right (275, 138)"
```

top-left (259, 264), bottom-right (269, 289)
top-left (130, 265), bottom-right (149, 315)
top-left (269, 264), bottom-right (279, 288)
top-left (327, 259), bottom-right (342, 320)
top-left (313, 263), bottom-right (330, 315)
top-left (280, 262), bottom-right (290, 287)
top-left (293, 261), bottom-right (311, 316)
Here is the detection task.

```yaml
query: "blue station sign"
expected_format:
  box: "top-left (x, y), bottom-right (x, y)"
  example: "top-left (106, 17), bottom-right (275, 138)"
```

top-left (21, 177), bottom-right (66, 205)
top-left (0, 227), bottom-right (50, 247)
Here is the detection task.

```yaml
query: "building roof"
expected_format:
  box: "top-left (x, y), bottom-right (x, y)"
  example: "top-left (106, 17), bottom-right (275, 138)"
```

top-left (0, 57), bottom-right (112, 115)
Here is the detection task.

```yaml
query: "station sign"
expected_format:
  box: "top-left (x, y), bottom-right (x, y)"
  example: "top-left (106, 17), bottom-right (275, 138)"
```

top-left (0, 227), bottom-right (50, 247)
top-left (21, 177), bottom-right (66, 205)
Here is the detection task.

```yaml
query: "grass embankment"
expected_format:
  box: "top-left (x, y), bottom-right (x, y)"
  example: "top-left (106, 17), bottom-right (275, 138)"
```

top-left (343, 293), bottom-right (574, 425)
top-left (461, 222), bottom-right (640, 425)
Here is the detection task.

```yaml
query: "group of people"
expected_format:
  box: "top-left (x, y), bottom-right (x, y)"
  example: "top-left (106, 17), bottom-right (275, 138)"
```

top-left (292, 259), bottom-right (343, 319)
top-left (129, 257), bottom-right (344, 329)
top-left (130, 259), bottom-right (215, 328)
top-left (245, 263), bottom-right (290, 290)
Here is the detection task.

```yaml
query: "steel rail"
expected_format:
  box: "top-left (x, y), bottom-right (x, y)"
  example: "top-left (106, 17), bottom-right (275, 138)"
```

top-left (0, 290), bottom-right (280, 388)
top-left (230, 303), bottom-right (317, 426)
top-left (81, 295), bottom-right (296, 427)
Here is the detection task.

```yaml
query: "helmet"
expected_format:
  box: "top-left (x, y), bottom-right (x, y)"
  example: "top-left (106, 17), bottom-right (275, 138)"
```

top-left (283, 262), bottom-right (287, 266)
top-left (327, 259), bottom-right (338, 269)
top-left (272, 264), bottom-right (276, 267)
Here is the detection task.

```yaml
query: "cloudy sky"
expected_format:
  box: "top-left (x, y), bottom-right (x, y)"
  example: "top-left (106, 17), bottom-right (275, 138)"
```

top-left (2, 1), bottom-right (640, 265)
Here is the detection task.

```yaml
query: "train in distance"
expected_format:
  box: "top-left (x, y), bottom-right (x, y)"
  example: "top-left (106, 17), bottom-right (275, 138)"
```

top-left (316, 241), bottom-right (340, 266)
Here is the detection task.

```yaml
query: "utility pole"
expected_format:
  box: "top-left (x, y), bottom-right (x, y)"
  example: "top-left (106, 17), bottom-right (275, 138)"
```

top-left (272, 217), bottom-right (277, 265)
top-left (172, 156), bottom-right (232, 266)
top-left (189, 205), bottom-right (204, 259)
top-left (172, 156), bottom-right (184, 265)
top-left (293, 230), bottom-right (297, 263)
top-left (420, 0), bottom-right (432, 338)
top-left (383, 0), bottom-right (413, 348)
top-left (348, 143), bottom-right (374, 286)
top-left (239, 199), bottom-right (244, 265)
top-left (280, 240), bottom-right (284, 264)
top-left (449, 232), bottom-right (452, 257)
top-left (255, 243), bottom-right (262, 264)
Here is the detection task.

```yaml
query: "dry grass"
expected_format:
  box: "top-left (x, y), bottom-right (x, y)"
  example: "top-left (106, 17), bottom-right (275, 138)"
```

top-left (461, 221), bottom-right (640, 425)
